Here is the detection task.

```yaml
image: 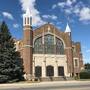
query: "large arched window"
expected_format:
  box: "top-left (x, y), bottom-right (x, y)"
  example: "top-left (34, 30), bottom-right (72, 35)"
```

top-left (56, 38), bottom-right (64, 54)
top-left (34, 37), bottom-right (43, 54)
top-left (34, 34), bottom-right (64, 54)
top-left (44, 34), bottom-right (54, 54)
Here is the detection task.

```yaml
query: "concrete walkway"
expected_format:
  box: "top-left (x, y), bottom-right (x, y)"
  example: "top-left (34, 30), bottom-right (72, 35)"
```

top-left (0, 80), bottom-right (90, 89)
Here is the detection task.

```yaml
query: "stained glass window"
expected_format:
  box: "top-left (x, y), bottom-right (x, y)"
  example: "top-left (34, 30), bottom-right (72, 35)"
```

top-left (44, 34), bottom-right (54, 54)
top-left (34, 37), bottom-right (43, 54)
top-left (34, 34), bottom-right (64, 54)
top-left (56, 38), bottom-right (64, 54)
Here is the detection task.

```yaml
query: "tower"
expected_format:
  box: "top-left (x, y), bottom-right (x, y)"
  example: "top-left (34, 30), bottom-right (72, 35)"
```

top-left (23, 8), bottom-right (33, 80)
top-left (65, 23), bottom-right (71, 36)
top-left (65, 23), bottom-right (74, 77)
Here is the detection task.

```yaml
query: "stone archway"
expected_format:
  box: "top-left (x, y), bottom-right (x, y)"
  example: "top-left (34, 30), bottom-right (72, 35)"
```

top-left (35, 66), bottom-right (42, 78)
top-left (58, 66), bottom-right (64, 76)
top-left (46, 65), bottom-right (54, 76)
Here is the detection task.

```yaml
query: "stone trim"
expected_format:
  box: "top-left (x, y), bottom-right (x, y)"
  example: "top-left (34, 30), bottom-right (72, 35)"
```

top-left (23, 28), bottom-right (32, 30)
top-left (33, 54), bottom-right (68, 77)
top-left (24, 45), bottom-right (33, 47)
top-left (65, 47), bottom-right (72, 49)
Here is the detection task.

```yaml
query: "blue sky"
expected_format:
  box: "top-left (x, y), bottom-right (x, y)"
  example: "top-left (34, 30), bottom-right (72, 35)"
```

top-left (0, 0), bottom-right (90, 63)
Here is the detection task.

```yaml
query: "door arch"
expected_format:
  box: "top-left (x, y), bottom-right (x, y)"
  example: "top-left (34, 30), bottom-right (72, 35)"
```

top-left (46, 65), bottom-right (54, 76)
top-left (35, 66), bottom-right (42, 77)
top-left (58, 66), bottom-right (64, 76)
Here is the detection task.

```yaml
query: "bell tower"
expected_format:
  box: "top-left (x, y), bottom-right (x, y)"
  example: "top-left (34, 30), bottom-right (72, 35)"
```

top-left (23, 8), bottom-right (33, 80)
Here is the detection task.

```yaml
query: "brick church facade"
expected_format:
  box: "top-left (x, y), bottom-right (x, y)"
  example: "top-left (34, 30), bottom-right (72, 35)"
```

top-left (15, 9), bottom-right (83, 81)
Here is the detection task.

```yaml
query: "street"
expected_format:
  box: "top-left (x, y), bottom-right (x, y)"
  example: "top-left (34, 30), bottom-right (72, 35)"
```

top-left (0, 81), bottom-right (90, 90)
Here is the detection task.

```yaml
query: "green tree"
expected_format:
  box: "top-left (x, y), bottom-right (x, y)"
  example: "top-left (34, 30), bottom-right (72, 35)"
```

top-left (0, 21), bottom-right (24, 83)
top-left (85, 63), bottom-right (90, 70)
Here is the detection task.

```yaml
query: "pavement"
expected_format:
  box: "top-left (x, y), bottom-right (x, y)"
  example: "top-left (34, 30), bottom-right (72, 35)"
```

top-left (0, 80), bottom-right (90, 90)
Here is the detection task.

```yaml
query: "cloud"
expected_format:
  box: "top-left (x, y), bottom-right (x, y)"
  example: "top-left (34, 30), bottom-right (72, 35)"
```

top-left (86, 49), bottom-right (90, 53)
top-left (73, 4), bottom-right (90, 23)
top-left (13, 24), bottom-right (19, 28)
top-left (73, 2), bottom-right (90, 22)
top-left (66, 0), bottom-right (76, 6)
top-left (19, 0), bottom-right (45, 26)
top-left (57, 2), bottom-right (65, 8)
top-left (73, 7), bottom-right (80, 15)
top-left (52, 0), bottom-right (90, 23)
top-left (42, 15), bottom-right (57, 20)
top-left (2, 12), bottom-right (14, 20)
top-left (52, 4), bottom-right (57, 9)
top-left (79, 7), bottom-right (90, 21)
top-left (52, 0), bottom-right (76, 9)
top-left (52, 0), bottom-right (77, 15)
top-left (64, 8), bottom-right (73, 14)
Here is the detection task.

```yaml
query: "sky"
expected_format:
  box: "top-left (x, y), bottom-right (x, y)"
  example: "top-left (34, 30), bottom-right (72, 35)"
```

top-left (0, 0), bottom-right (90, 63)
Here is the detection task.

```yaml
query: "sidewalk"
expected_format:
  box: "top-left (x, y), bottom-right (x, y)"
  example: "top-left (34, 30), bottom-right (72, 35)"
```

top-left (0, 80), bottom-right (90, 89)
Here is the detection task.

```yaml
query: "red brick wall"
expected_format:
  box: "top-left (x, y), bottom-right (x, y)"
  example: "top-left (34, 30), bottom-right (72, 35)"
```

top-left (23, 25), bottom-right (33, 75)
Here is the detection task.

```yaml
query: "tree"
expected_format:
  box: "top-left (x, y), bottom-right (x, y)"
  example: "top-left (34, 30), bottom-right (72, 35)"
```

top-left (0, 21), bottom-right (24, 83)
top-left (85, 63), bottom-right (90, 70)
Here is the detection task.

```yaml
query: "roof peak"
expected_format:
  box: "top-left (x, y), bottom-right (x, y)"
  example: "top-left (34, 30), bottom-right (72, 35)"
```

top-left (23, 8), bottom-right (32, 17)
top-left (65, 23), bottom-right (71, 33)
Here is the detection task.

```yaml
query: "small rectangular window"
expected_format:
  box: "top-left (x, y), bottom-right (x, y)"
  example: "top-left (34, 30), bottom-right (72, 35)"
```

top-left (25, 18), bottom-right (26, 24)
top-left (30, 17), bottom-right (32, 25)
top-left (27, 17), bottom-right (29, 24)
top-left (75, 59), bottom-right (78, 67)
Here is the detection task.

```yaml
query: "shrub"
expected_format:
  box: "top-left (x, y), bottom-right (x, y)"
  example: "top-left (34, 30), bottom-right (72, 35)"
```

top-left (80, 70), bottom-right (90, 79)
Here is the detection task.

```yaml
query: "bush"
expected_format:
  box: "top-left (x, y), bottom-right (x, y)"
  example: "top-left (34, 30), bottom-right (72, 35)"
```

top-left (0, 75), bottom-right (10, 83)
top-left (80, 70), bottom-right (90, 79)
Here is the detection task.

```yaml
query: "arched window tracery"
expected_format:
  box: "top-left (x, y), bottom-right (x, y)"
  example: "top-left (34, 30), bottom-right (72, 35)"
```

top-left (34, 34), bottom-right (64, 54)
top-left (34, 37), bottom-right (43, 54)
top-left (56, 38), bottom-right (64, 54)
top-left (44, 34), bottom-right (54, 54)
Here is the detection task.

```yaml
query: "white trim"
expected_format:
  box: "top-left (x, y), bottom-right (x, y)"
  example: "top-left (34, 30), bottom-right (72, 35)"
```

top-left (24, 45), bottom-right (32, 47)
top-left (23, 27), bottom-right (31, 30)
top-left (33, 54), bottom-right (66, 58)
top-left (65, 47), bottom-right (72, 49)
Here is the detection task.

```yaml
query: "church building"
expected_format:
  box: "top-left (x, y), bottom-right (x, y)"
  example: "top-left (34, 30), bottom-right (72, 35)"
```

top-left (15, 8), bottom-right (83, 81)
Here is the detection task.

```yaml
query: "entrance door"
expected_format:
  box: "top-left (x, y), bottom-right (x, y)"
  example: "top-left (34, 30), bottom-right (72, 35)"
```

top-left (35, 66), bottom-right (42, 78)
top-left (58, 66), bottom-right (64, 76)
top-left (46, 65), bottom-right (54, 76)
